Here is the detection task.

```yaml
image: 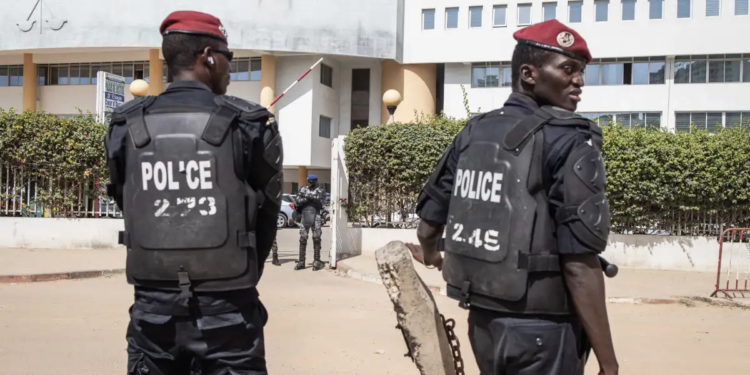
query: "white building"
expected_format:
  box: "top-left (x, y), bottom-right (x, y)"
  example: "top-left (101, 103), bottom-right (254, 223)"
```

top-left (1, 0), bottom-right (749, 192)
top-left (407, 0), bottom-right (750, 130)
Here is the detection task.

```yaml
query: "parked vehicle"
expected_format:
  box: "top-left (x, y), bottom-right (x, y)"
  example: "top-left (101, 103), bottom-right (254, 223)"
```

top-left (278, 194), bottom-right (296, 228)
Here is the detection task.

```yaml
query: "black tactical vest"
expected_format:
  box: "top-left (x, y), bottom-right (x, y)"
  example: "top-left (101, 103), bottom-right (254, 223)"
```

top-left (117, 96), bottom-right (268, 297)
top-left (442, 106), bottom-right (593, 315)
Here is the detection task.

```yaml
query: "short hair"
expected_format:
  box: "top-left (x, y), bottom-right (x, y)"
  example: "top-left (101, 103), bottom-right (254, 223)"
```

top-left (161, 33), bottom-right (225, 76)
top-left (510, 43), bottom-right (551, 87)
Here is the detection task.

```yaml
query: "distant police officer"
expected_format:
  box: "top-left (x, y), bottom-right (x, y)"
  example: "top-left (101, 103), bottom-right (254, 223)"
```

top-left (104, 11), bottom-right (283, 375)
top-left (406, 20), bottom-right (619, 375)
top-left (271, 238), bottom-right (280, 266)
top-left (294, 175), bottom-right (326, 271)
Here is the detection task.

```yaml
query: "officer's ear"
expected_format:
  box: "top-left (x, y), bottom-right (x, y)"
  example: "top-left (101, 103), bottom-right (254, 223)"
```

top-left (520, 64), bottom-right (538, 86)
top-left (199, 47), bottom-right (215, 69)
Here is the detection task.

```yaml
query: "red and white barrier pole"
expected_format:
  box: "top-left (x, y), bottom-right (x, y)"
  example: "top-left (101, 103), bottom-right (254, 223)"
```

top-left (267, 57), bottom-right (325, 109)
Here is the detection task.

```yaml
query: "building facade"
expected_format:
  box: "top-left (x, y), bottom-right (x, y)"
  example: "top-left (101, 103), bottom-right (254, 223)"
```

top-left (1, 0), bottom-right (749, 191)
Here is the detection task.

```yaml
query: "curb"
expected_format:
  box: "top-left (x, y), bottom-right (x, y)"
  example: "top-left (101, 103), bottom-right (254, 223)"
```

top-left (0, 269), bottom-right (126, 284)
top-left (333, 262), bottom-right (690, 306)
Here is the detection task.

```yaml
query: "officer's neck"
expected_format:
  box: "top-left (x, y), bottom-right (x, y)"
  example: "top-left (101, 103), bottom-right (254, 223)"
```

top-left (172, 71), bottom-right (212, 89)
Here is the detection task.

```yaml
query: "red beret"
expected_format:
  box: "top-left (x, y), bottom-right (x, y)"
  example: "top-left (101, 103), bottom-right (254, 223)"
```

top-left (160, 11), bottom-right (228, 44)
top-left (513, 20), bottom-right (591, 63)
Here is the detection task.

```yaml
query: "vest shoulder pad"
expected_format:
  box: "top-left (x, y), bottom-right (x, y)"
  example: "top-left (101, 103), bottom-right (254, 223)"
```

top-left (539, 106), bottom-right (600, 134)
top-left (215, 95), bottom-right (265, 114)
top-left (110, 96), bottom-right (155, 124)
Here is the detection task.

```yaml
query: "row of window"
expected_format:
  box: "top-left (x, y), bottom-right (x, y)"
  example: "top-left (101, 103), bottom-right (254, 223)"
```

top-left (580, 112), bottom-right (663, 128)
top-left (0, 66), bottom-right (24, 86)
top-left (422, 0), bottom-right (749, 30)
top-left (0, 59), bottom-right (262, 87)
top-left (585, 57), bottom-right (666, 85)
top-left (578, 111), bottom-right (750, 131)
top-left (473, 57), bottom-right (667, 88)
top-left (675, 111), bottom-right (750, 131)
top-left (674, 55), bottom-right (750, 84)
top-left (471, 55), bottom-right (750, 88)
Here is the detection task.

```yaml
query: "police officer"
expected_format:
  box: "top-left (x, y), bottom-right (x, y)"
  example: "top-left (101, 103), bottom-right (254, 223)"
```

top-left (271, 238), bottom-right (280, 266)
top-left (104, 11), bottom-right (283, 375)
top-left (294, 175), bottom-right (326, 271)
top-left (406, 20), bottom-right (618, 375)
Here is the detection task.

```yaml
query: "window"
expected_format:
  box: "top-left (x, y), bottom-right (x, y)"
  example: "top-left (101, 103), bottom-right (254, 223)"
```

top-left (622, 0), bottom-right (636, 20)
top-left (543, 3), bottom-right (557, 21)
top-left (738, 0), bottom-right (749, 15)
top-left (470, 6), bottom-right (483, 28)
top-left (0, 67), bottom-right (7, 86)
top-left (228, 58), bottom-right (261, 82)
top-left (632, 61), bottom-right (650, 85)
top-left (649, 0), bottom-right (664, 18)
top-left (595, 0), bottom-right (610, 21)
top-left (518, 4), bottom-right (532, 25)
top-left (677, 0), bottom-right (691, 18)
top-left (422, 9), bottom-right (435, 30)
top-left (493, 5), bottom-right (508, 26)
top-left (726, 112), bottom-right (750, 128)
top-left (568, 1), bottom-right (583, 22)
top-left (585, 57), bottom-right (665, 85)
top-left (8, 66), bottom-right (23, 86)
top-left (320, 63), bottom-right (333, 88)
top-left (471, 62), bottom-right (512, 88)
top-left (446, 7), bottom-right (459, 29)
top-left (675, 55), bottom-right (748, 84)
top-left (584, 65), bottom-right (600, 86)
top-left (706, 0), bottom-right (720, 16)
top-left (319, 116), bottom-right (332, 138)
top-left (601, 63), bottom-right (623, 85)
top-left (37, 65), bottom-right (46, 86)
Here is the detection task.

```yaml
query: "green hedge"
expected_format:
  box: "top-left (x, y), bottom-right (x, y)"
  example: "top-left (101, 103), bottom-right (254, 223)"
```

top-left (344, 117), bottom-right (750, 235)
top-left (0, 109), bottom-right (108, 216)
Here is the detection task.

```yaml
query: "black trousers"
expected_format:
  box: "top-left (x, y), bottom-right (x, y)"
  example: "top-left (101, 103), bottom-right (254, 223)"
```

top-left (468, 307), bottom-right (588, 375)
top-left (126, 301), bottom-right (268, 375)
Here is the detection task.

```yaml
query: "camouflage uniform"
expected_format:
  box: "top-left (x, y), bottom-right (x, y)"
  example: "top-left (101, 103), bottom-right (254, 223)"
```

top-left (271, 238), bottom-right (280, 266)
top-left (295, 179), bottom-right (326, 271)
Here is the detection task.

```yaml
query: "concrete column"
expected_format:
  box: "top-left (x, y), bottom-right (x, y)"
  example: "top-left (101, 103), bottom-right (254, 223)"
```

top-left (298, 166), bottom-right (308, 192)
top-left (381, 60), bottom-right (437, 124)
top-left (22, 53), bottom-right (37, 112)
top-left (260, 55), bottom-right (276, 113)
top-left (148, 49), bottom-right (164, 95)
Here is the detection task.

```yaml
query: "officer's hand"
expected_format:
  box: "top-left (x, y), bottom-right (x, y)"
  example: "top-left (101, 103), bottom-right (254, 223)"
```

top-left (405, 243), bottom-right (443, 271)
top-left (598, 367), bottom-right (619, 375)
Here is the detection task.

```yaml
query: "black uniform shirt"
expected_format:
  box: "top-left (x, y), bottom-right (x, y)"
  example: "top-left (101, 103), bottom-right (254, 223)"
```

top-left (105, 80), bottom-right (277, 316)
top-left (417, 92), bottom-right (598, 256)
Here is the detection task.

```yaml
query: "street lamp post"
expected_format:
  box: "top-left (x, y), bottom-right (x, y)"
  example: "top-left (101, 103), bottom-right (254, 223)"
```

top-left (382, 89), bottom-right (402, 124)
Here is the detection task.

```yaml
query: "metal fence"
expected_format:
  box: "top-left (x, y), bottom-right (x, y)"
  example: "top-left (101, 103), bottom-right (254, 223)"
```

top-left (0, 163), bottom-right (121, 218)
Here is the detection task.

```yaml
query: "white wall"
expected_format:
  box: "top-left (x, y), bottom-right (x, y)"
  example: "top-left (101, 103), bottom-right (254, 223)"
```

top-left (403, 0), bottom-right (750, 64)
top-left (311, 57), bottom-right (341, 169)
top-left (338, 59), bottom-right (384, 134)
top-left (225, 81), bottom-right (262, 103)
top-left (276, 56), bottom-right (314, 167)
top-left (0, 0), bottom-right (402, 60)
top-left (0, 87), bottom-right (23, 112)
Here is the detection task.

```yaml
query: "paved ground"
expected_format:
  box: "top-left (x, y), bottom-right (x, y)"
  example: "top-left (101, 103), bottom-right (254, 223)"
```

top-left (1, 265), bottom-right (749, 375)
top-left (2, 228), bottom-right (750, 374)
